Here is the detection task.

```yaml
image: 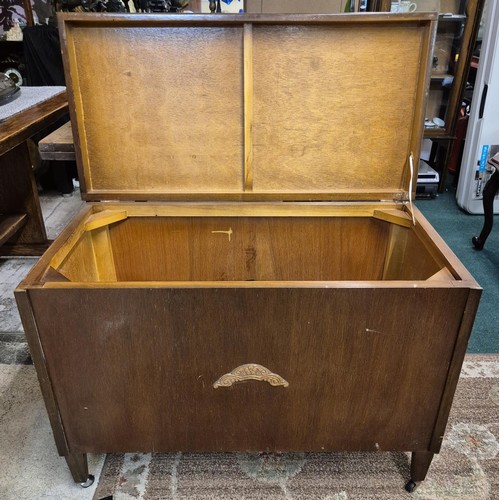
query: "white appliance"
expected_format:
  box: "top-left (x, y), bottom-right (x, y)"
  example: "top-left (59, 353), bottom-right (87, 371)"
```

top-left (456, 0), bottom-right (499, 214)
top-left (417, 160), bottom-right (440, 197)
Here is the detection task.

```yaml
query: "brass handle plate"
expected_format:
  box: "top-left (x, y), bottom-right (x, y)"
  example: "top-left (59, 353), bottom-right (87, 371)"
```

top-left (213, 363), bottom-right (289, 388)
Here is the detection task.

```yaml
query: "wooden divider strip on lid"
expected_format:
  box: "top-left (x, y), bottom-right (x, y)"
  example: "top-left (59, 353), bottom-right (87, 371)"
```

top-left (244, 22), bottom-right (254, 192)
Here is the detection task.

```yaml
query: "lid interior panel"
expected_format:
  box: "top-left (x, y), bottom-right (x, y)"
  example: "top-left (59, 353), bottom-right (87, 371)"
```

top-left (252, 24), bottom-right (422, 193)
top-left (60, 15), bottom-right (435, 200)
top-left (69, 25), bottom-right (244, 194)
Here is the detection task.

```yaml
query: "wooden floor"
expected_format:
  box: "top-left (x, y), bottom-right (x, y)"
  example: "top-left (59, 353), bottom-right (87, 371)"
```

top-left (0, 190), bottom-right (84, 363)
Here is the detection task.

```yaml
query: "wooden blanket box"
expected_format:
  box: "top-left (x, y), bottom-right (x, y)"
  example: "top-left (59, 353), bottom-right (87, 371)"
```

top-left (16, 13), bottom-right (481, 493)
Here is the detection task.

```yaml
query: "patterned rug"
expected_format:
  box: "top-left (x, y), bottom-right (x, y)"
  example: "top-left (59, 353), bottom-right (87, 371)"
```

top-left (93, 355), bottom-right (498, 500)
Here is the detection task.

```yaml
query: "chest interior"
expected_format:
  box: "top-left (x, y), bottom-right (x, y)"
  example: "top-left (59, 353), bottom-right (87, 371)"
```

top-left (39, 203), bottom-right (457, 284)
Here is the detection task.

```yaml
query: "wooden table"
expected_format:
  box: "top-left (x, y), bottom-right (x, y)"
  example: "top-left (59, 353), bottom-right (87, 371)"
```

top-left (0, 91), bottom-right (68, 256)
top-left (38, 120), bottom-right (75, 161)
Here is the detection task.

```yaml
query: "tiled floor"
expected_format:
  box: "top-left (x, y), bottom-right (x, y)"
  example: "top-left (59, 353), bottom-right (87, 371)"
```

top-left (0, 191), bottom-right (84, 364)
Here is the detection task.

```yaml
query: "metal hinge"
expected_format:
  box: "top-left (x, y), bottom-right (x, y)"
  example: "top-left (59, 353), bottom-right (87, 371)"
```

top-left (389, 153), bottom-right (417, 227)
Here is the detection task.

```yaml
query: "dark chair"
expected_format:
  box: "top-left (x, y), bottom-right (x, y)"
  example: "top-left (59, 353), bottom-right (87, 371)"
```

top-left (472, 153), bottom-right (499, 250)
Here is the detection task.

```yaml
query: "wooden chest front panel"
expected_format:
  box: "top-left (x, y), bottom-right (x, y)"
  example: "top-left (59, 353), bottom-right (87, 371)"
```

top-left (29, 286), bottom-right (469, 454)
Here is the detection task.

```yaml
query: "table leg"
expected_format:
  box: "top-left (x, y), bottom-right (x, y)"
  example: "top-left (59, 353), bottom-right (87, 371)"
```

top-left (0, 141), bottom-right (49, 255)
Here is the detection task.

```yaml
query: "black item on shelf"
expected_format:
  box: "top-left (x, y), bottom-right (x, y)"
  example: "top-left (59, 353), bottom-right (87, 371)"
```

top-left (148, 0), bottom-right (170, 11)
top-left (106, 0), bottom-right (126, 11)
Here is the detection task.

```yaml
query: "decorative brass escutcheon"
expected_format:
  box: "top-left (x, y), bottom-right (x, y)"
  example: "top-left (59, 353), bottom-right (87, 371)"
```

top-left (213, 363), bottom-right (289, 388)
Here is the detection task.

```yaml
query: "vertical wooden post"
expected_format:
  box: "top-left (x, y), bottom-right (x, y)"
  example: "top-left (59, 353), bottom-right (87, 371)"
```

top-left (410, 451), bottom-right (435, 482)
top-left (90, 226), bottom-right (117, 281)
top-left (65, 452), bottom-right (89, 483)
top-left (189, 0), bottom-right (202, 11)
top-left (14, 289), bottom-right (70, 456)
top-left (243, 23), bottom-right (254, 192)
top-left (23, 0), bottom-right (35, 26)
top-left (382, 224), bottom-right (409, 279)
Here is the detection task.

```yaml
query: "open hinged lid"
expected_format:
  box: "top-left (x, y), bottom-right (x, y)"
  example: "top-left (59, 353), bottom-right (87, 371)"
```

top-left (59, 13), bottom-right (437, 202)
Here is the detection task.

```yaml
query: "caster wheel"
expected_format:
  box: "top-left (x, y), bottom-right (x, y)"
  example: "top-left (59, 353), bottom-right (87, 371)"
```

top-left (472, 236), bottom-right (484, 250)
top-left (80, 474), bottom-right (95, 488)
top-left (405, 479), bottom-right (417, 493)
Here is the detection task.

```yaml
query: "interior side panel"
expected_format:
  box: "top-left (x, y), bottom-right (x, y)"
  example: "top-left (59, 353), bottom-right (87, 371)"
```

top-left (108, 217), bottom-right (390, 281)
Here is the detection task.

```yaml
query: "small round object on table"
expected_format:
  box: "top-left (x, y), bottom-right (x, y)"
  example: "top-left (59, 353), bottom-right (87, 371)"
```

top-left (4, 68), bottom-right (23, 87)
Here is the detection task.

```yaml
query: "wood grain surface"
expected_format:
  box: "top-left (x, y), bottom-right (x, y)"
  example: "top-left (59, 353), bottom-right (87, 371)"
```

top-left (17, 14), bottom-right (481, 487)
top-left (38, 203), bottom-right (472, 285)
top-left (108, 217), bottom-right (390, 282)
top-left (58, 14), bottom-right (435, 201)
top-left (57, 231), bottom-right (99, 282)
top-left (67, 25), bottom-right (243, 194)
top-left (251, 24), bottom-right (422, 193)
top-left (14, 289), bottom-right (70, 457)
top-left (0, 91), bottom-right (67, 156)
top-left (0, 214), bottom-right (27, 246)
top-left (38, 120), bottom-right (75, 161)
top-left (28, 285), bottom-right (469, 453)
top-left (47, 214), bottom-right (453, 283)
